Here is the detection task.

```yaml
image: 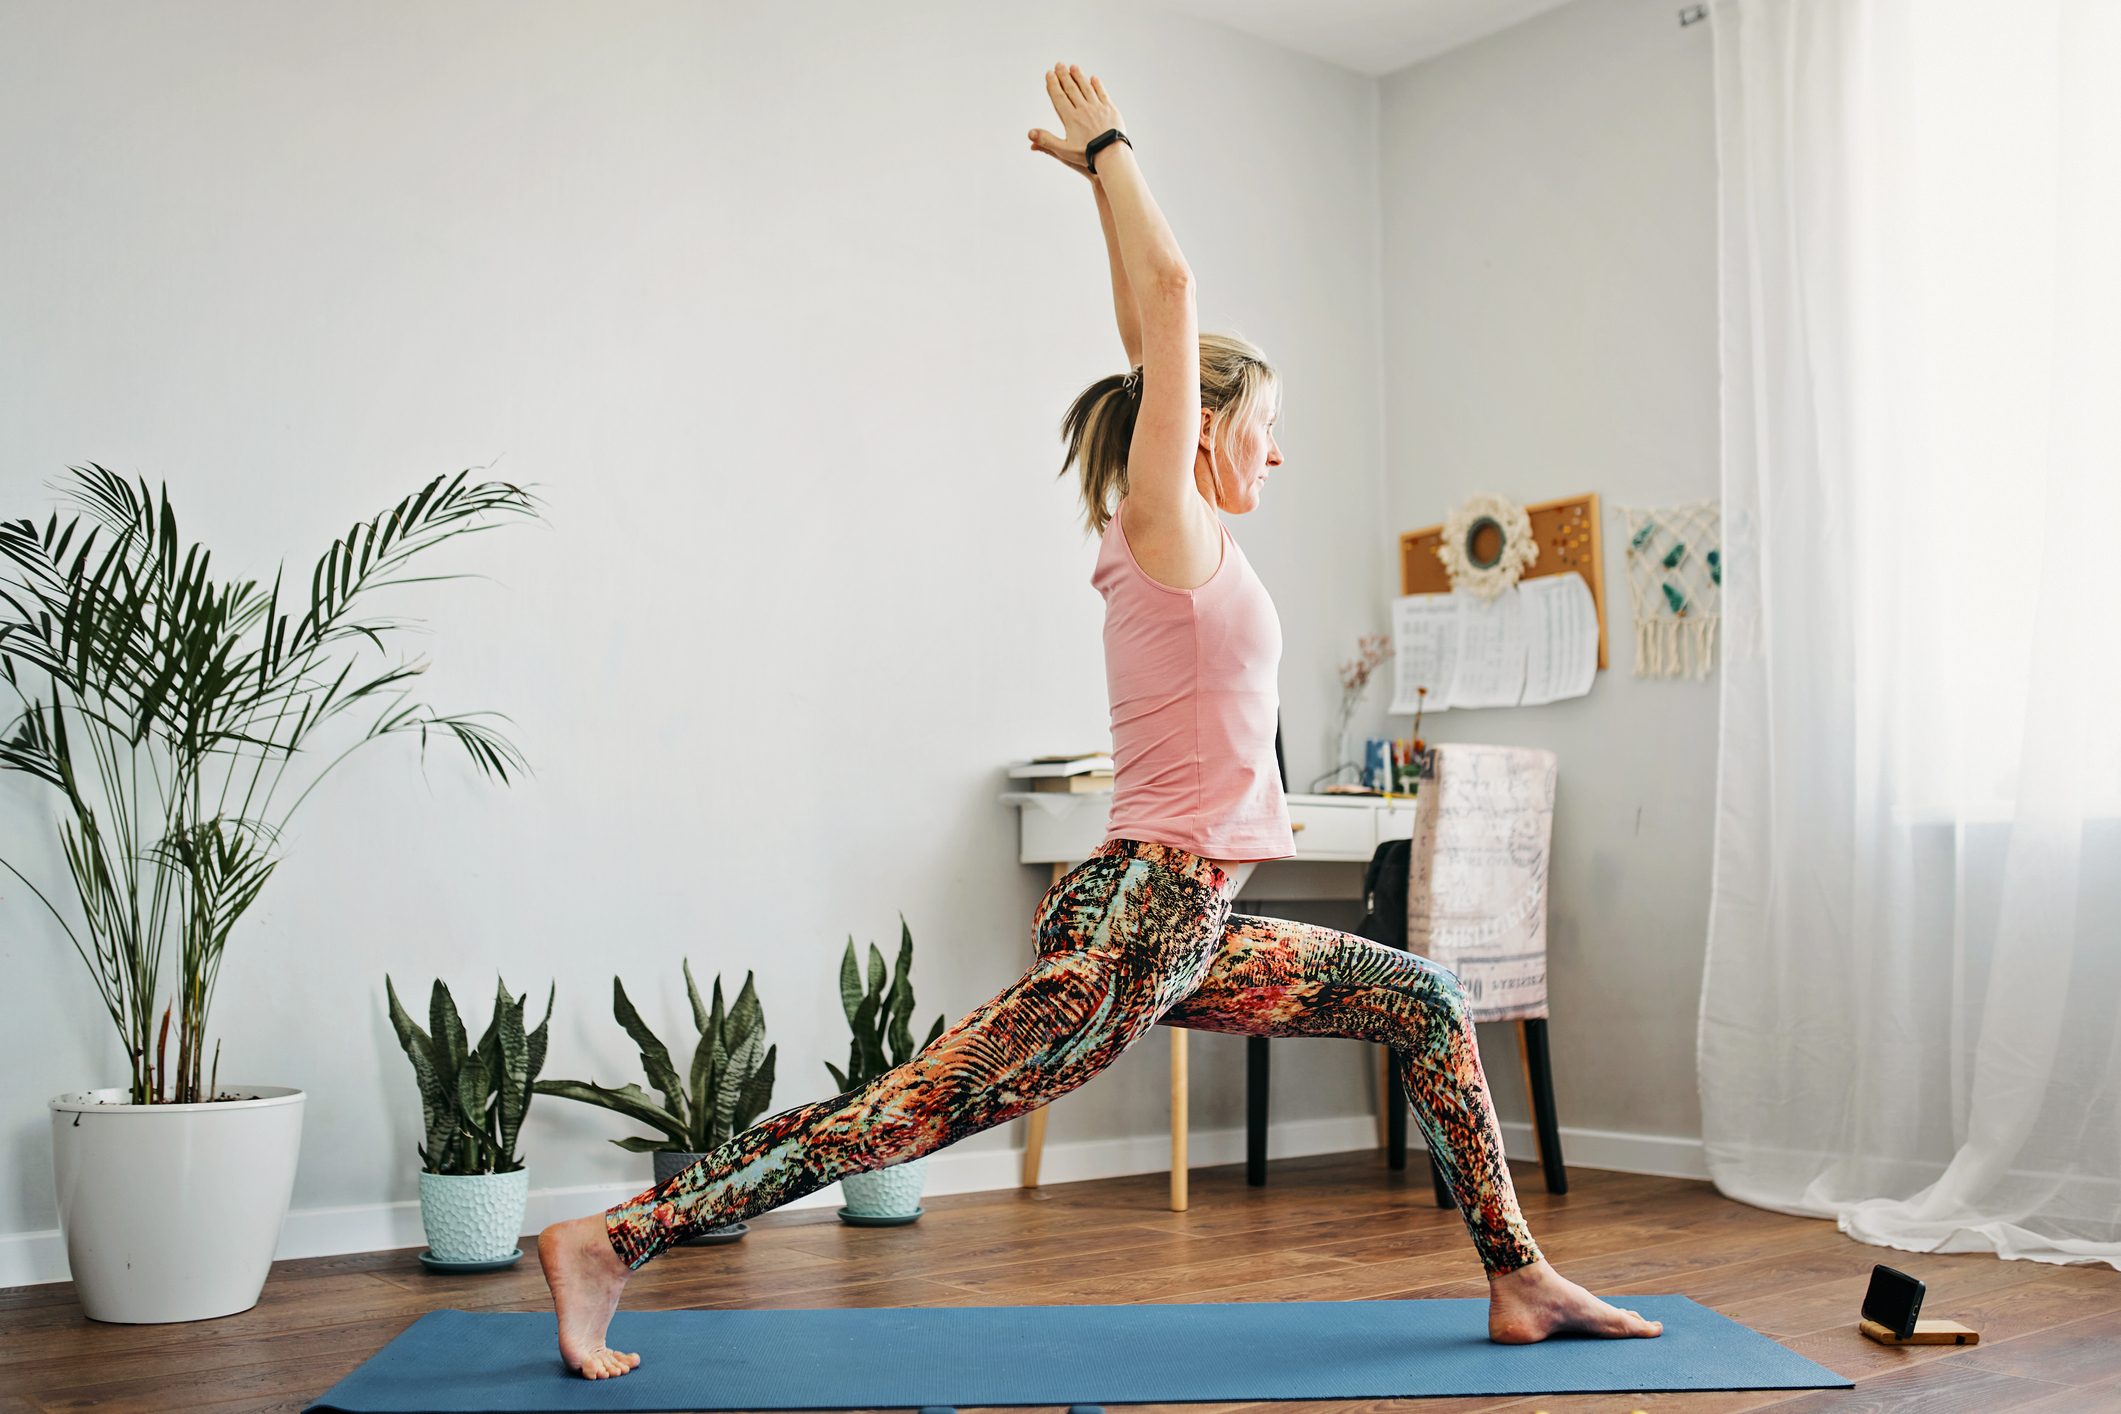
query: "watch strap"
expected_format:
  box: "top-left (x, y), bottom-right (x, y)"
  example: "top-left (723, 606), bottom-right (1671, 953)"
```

top-left (1085, 128), bottom-right (1132, 175)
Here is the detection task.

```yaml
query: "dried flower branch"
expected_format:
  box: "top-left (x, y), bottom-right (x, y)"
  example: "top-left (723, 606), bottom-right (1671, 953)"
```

top-left (1335, 633), bottom-right (1394, 735)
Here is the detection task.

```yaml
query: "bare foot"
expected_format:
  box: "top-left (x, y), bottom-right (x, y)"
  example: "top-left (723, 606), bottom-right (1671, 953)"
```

top-left (1486, 1258), bottom-right (1664, 1343)
top-left (536, 1215), bottom-right (641, 1379)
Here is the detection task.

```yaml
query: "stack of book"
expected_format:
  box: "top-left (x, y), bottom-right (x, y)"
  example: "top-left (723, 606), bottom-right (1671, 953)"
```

top-left (1008, 753), bottom-right (1115, 794)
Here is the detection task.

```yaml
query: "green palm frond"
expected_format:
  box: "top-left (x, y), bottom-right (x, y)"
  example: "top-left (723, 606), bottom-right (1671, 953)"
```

top-left (287, 470), bottom-right (537, 655)
top-left (1, 465), bottom-right (540, 1102)
top-left (150, 816), bottom-right (281, 943)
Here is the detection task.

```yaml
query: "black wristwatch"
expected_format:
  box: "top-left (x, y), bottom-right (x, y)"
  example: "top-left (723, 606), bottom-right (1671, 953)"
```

top-left (1085, 128), bottom-right (1132, 175)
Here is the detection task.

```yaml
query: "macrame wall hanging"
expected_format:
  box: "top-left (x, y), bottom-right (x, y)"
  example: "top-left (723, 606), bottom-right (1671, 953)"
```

top-left (1617, 502), bottom-right (1722, 678)
top-left (1435, 493), bottom-right (1538, 599)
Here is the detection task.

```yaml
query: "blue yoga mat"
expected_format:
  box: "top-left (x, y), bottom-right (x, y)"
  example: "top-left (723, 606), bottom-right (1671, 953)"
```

top-left (306, 1297), bottom-right (1848, 1410)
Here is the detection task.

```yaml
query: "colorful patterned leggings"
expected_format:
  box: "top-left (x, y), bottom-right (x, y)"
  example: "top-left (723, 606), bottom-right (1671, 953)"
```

top-left (604, 837), bottom-right (1543, 1275)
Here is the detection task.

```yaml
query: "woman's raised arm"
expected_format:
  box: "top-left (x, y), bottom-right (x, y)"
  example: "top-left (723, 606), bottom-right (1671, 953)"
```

top-left (1094, 182), bottom-right (1144, 369)
top-left (1027, 87), bottom-right (1143, 366)
top-left (1030, 64), bottom-right (1201, 527)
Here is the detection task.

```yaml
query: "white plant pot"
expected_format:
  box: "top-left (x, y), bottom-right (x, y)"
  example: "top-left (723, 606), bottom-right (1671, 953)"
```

top-left (840, 1155), bottom-right (928, 1218)
top-left (417, 1170), bottom-right (530, 1263)
top-left (49, 1085), bottom-right (305, 1324)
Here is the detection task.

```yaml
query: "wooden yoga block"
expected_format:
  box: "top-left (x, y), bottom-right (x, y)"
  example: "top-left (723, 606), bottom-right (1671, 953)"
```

top-left (1859, 1317), bottom-right (1980, 1346)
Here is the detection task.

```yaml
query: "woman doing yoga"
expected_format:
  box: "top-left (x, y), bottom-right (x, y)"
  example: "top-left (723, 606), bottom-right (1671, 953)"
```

top-left (537, 62), bottom-right (1663, 1380)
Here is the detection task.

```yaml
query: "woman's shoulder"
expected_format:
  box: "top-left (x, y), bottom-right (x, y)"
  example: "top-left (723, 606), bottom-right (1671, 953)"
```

top-left (1106, 494), bottom-right (1225, 593)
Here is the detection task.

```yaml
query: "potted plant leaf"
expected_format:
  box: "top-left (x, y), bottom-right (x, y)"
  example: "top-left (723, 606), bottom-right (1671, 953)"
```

top-left (535, 962), bottom-right (776, 1244)
top-left (1, 464), bottom-right (535, 1323)
top-left (828, 916), bottom-right (947, 1225)
top-left (385, 975), bottom-right (553, 1268)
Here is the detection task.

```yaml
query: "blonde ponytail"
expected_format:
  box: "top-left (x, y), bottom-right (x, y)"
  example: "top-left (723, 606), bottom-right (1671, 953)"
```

top-left (1057, 332), bottom-right (1279, 535)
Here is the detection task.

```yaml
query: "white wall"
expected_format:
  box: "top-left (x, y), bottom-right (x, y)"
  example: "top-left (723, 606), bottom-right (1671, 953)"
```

top-left (1371, 0), bottom-right (1720, 1142)
top-left (0, 0), bottom-right (1390, 1270)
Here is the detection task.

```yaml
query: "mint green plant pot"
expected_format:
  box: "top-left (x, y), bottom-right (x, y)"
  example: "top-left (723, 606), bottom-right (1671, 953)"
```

top-left (418, 1170), bottom-right (529, 1263)
top-left (839, 1155), bottom-right (928, 1220)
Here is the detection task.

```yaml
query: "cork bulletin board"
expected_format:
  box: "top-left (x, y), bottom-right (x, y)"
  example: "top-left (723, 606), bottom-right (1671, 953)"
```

top-left (1398, 492), bottom-right (1609, 670)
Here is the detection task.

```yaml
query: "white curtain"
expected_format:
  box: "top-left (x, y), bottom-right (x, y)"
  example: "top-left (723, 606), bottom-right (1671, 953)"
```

top-left (1702, 0), bottom-right (2121, 1266)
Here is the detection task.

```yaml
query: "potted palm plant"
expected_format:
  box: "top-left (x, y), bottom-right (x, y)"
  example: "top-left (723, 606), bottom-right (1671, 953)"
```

top-left (385, 975), bottom-right (553, 1268)
top-left (536, 962), bottom-right (776, 1244)
top-left (1, 464), bottom-right (536, 1322)
top-left (829, 917), bottom-right (946, 1225)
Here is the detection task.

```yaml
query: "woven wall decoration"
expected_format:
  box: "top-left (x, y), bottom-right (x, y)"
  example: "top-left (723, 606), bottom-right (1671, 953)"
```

top-left (1435, 493), bottom-right (1538, 599)
top-left (1617, 501), bottom-right (1722, 678)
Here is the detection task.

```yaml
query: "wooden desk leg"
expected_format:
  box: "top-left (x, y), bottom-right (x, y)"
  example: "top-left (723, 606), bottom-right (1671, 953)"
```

top-left (1020, 861), bottom-right (1071, 1190)
top-left (1170, 1027), bottom-right (1189, 1211)
top-left (1022, 1105), bottom-right (1047, 1188)
top-left (1374, 1047), bottom-right (1391, 1152)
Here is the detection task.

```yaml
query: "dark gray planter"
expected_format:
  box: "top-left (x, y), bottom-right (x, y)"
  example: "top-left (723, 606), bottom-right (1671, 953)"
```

top-left (650, 1151), bottom-right (747, 1244)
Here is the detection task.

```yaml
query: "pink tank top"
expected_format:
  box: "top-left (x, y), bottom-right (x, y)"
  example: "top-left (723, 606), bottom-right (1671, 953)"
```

top-left (1092, 502), bottom-right (1296, 862)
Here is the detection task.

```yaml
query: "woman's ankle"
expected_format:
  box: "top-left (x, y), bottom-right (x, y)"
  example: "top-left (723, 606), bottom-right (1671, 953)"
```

top-left (577, 1215), bottom-right (633, 1279)
top-left (1487, 1256), bottom-right (1552, 1290)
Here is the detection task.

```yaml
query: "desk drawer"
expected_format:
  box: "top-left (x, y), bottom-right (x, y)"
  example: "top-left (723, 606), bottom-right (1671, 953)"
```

top-left (1376, 803), bottom-right (1418, 843)
top-left (1286, 801), bottom-right (1376, 859)
top-left (1012, 792), bottom-right (1113, 861)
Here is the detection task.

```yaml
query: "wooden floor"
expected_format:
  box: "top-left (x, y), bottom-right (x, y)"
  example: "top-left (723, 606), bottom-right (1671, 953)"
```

top-left (6, 1151), bottom-right (2121, 1413)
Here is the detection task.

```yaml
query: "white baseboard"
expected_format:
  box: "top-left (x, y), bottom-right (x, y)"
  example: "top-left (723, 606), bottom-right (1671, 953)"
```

top-left (1499, 1120), bottom-right (1710, 1182)
top-left (0, 1116), bottom-right (1706, 1289)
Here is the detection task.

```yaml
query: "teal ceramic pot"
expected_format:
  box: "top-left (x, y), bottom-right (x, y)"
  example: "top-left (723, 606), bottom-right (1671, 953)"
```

top-left (651, 1151), bottom-right (748, 1243)
top-left (417, 1169), bottom-right (529, 1263)
top-left (840, 1156), bottom-right (928, 1219)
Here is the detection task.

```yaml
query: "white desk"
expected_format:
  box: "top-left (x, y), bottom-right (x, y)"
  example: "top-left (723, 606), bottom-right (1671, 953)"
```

top-left (999, 790), bottom-right (1418, 901)
top-left (998, 789), bottom-right (1420, 1208)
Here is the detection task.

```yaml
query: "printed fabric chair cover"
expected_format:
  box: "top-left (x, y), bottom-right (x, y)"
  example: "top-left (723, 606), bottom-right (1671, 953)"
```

top-left (1404, 743), bottom-right (1556, 1023)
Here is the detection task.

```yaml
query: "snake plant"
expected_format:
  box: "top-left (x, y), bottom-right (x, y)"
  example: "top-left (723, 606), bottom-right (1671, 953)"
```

top-left (826, 916), bottom-right (946, 1093)
top-left (535, 962), bottom-right (778, 1154)
top-left (385, 974), bottom-right (554, 1175)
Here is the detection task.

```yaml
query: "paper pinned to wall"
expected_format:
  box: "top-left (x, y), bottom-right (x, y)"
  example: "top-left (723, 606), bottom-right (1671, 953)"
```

top-left (1518, 573), bottom-right (1600, 706)
top-left (1450, 591), bottom-right (1528, 708)
top-left (1388, 594), bottom-right (1463, 713)
top-left (1388, 573), bottom-right (1599, 713)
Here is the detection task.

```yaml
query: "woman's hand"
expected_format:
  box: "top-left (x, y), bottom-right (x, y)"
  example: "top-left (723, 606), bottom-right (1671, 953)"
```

top-left (1028, 62), bottom-right (1125, 180)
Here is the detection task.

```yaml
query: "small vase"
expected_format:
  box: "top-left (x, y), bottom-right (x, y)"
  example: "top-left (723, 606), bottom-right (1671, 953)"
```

top-left (652, 1151), bottom-right (748, 1244)
top-left (840, 1155), bottom-right (928, 1221)
top-left (418, 1169), bottom-right (530, 1264)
